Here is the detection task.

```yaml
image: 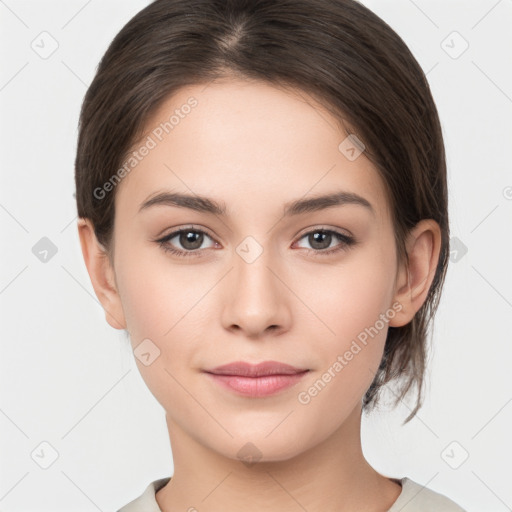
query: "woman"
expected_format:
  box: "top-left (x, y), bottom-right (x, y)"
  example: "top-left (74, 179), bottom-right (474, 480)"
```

top-left (74, 0), bottom-right (465, 510)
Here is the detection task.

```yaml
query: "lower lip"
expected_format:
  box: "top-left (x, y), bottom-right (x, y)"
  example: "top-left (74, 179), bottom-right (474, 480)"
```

top-left (205, 371), bottom-right (309, 397)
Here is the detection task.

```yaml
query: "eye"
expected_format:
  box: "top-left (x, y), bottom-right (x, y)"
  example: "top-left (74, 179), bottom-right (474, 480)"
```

top-left (155, 226), bottom-right (356, 258)
top-left (294, 228), bottom-right (356, 255)
top-left (156, 226), bottom-right (218, 257)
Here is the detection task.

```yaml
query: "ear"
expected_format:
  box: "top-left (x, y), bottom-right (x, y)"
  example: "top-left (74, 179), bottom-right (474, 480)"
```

top-left (77, 218), bottom-right (127, 330)
top-left (389, 219), bottom-right (442, 327)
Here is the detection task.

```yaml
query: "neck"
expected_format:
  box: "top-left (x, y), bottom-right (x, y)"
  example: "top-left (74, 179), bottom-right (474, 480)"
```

top-left (156, 403), bottom-right (402, 512)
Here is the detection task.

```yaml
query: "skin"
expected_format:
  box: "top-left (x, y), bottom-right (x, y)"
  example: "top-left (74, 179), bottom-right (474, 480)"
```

top-left (78, 78), bottom-right (441, 512)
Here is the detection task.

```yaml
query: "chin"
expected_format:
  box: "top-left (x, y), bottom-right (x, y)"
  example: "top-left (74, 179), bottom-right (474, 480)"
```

top-left (207, 427), bottom-right (315, 466)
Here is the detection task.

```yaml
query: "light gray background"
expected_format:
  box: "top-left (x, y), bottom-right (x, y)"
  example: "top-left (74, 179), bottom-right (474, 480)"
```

top-left (1, 0), bottom-right (511, 510)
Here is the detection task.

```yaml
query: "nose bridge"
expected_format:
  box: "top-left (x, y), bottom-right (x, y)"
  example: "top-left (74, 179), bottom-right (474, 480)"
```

top-left (221, 235), bottom-right (290, 336)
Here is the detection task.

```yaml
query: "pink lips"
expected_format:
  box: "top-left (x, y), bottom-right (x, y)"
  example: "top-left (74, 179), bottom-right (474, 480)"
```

top-left (203, 361), bottom-right (309, 397)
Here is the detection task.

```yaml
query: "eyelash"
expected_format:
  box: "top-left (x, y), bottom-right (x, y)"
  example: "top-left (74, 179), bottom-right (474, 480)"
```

top-left (155, 225), bottom-right (356, 258)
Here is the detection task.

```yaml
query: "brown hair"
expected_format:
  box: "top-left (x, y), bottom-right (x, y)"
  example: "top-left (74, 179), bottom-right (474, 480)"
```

top-left (75, 0), bottom-right (449, 423)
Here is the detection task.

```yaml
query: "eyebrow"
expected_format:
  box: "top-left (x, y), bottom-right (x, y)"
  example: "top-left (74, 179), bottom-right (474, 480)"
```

top-left (138, 190), bottom-right (375, 217)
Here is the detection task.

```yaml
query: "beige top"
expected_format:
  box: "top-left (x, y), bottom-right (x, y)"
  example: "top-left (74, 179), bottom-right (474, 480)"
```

top-left (117, 476), bottom-right (466, 511)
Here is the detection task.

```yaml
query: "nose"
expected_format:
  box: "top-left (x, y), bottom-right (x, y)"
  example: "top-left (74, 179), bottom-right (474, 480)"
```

top-left (220, 244), bottom-right (292, 338)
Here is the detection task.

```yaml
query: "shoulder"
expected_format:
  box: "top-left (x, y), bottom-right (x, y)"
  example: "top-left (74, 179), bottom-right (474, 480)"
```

top-left (116, 477), bottom-right (171, 512)
top-left (388, 477), bottom-right (466, 512)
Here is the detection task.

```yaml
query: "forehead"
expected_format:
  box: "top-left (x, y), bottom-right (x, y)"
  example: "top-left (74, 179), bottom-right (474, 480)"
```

top-left (115, 79), bottom-right (391, 225)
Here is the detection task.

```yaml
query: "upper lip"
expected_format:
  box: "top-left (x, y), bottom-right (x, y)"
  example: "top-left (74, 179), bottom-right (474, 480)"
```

top-left (204, 361), bottom-right (309, 377)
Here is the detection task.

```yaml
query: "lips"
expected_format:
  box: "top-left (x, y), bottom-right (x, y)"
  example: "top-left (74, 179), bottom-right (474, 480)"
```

top-left (205, 360), bottom-right (309, 377)
top-left (203, 361), bottom-right (310, 397)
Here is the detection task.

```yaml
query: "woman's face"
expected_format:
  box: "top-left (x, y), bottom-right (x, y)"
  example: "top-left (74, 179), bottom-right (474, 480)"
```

top-left (109, 79), bottom-right (404, 461)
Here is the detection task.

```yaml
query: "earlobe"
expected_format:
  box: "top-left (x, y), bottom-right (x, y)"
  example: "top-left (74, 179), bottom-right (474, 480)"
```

top-left (77, 218), bottom-right (127, 330)
top-left (389, 219), bottom-right (442, 328)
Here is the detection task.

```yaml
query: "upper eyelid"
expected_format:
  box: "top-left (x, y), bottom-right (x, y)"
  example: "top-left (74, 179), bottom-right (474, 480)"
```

top-left (295, 225), bottom-right (352, 239)
top-left (158, 225), bottom-right (216, 239)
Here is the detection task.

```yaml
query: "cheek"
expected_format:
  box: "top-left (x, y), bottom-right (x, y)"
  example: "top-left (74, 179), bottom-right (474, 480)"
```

top-left (298, 245), bottom-right (396, 344)
top-left (114, 243), bottom-right (220, 383)
top-left (295, 245), bottom-right (397, 393)
top-left (114, 242), bottom-right (201, 340)
top-left (113, 246), bottom-right (211, 403)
